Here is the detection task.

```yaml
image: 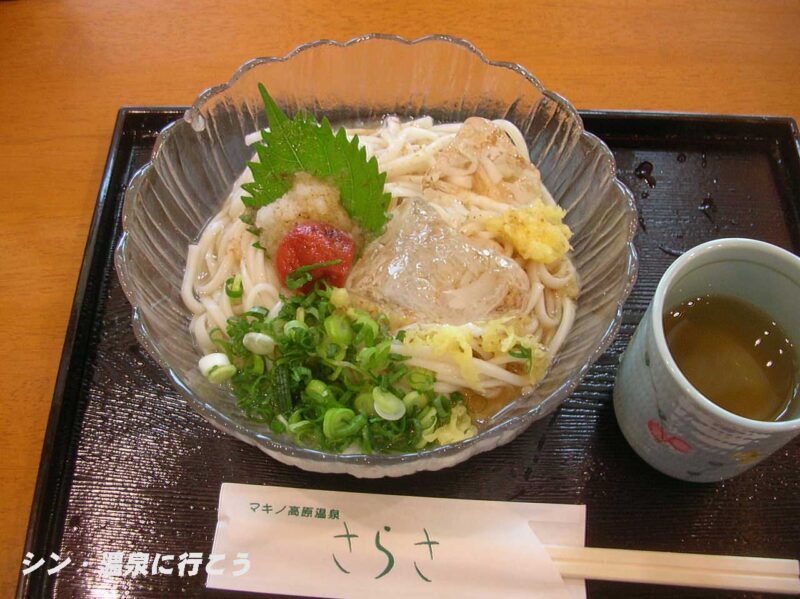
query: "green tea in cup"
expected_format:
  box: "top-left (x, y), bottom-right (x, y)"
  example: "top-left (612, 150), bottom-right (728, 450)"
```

top-left (663, 294), bottom-right (799, 422)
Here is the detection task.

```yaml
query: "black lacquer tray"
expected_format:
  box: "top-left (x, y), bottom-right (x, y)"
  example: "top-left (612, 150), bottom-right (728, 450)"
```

top-left (17, 109), bottom-right (800, 598)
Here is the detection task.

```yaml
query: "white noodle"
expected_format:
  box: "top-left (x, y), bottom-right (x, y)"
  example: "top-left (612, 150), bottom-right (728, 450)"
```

top-left (245, 283), bottom-right (279, 312)
top-left (492, 119), bottom-right (529, 157)
top-left (535, 289), bottom-right (561, 329)
top-left (219, 289), bottom-right (234, 319)
top-left (196, 254), bottom-right (235, 295)
top-left (201, 297), bottom-right (229, 332)
top-left (182, 245), bottom-right (205, 314)
top-left (537, 261), bottom-right (573, 290)
top-left (192, 314), bottom-right (215, 354)
top-left (183, 115), bottom-right (579, 400)
top-left (548, 297), bottom-right (575, 356)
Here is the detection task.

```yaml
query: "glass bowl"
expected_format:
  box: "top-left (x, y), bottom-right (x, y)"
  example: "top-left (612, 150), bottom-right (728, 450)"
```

top-left (114, 34), bottom-right (638, 477)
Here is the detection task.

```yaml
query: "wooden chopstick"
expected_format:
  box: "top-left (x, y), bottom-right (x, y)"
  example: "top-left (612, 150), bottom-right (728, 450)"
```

top-left (545, 545), bottom-right (800, 595)
top-left (547, 545), bottom-right (799, 577)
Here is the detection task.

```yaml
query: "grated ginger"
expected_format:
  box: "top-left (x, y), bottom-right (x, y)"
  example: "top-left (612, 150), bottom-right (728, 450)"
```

top-left (404, 325), bottom-right (478, 386)
top-left (422, 404), bottom-right (477, 445)
top-left (480, 318), bottom-right (550, 381)
top-left (486, 199), bottom-right (572, 264)
top-left (403, 317), bottom-right (551, 388)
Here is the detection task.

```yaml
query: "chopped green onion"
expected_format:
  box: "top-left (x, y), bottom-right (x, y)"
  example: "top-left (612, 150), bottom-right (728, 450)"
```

top-left (288, 409), bottom-right (304, 425)
top-left (225, 275), bottom-right (243, 299)
top-left (350, 310), bottom-right (379, 345)
top-left (323, 408), bottom-right (366, 440)
top-left (416, 409), bottom-right (438, 449)
top-left (283, 320), bottom-right (308, 337)
top-left (288, 419), bottom-right (312, 433)
top-left (361, 426), bottom-right (374, 453)
top-left (324, 314), bottom-right (353, 346)
top-left (402, 391), bottom-right (427, 414)
top-left (433, 394), bottom-right (452, 419)
top-left (419, 405), bottom-right (437, 430)
top-left (243, 332), bottom-right (275, 355)
top-left (245, 306), bottom-right (268, 318)
top-left (252, 241), bottom-right (266, 251)
top-left (509, 344), bottom-right (534, 373)
top-left (330, 287), bottom-right (349, 308)
top-left (354, 391), bottom-right (376, 416)
top-left (373, 387), bottom-right (406, 421)
top-left (286, 259), bottom-right (342, 290)
top-left (317, 337), bottom-right (346, 361)
top-left (214, 285), bottom-right (476, 453)
top-left (198, 352), bottom-right (231, 377)
top-left (305, 379), bottom-right (334, 404)
top-left (272, 364), bottom-right (293, 413)
top-left (357, 340), bottom-right (391, 371)
top-left (207, 364), bottom-right (237, 384)
top-left (407, 368), bottom-right (435, 391)
top-left (251, 354), bottom-right (265, 376)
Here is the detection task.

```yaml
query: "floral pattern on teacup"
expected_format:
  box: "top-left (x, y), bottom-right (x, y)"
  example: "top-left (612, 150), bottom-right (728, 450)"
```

top-left (647, 419), bottom-right (692, 453)
top-left (734, 450), bottom-right (762, 465)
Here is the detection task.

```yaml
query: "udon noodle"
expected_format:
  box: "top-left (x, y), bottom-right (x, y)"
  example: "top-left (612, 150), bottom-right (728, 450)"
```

top-left (183, 115), bottom-right (578, 412)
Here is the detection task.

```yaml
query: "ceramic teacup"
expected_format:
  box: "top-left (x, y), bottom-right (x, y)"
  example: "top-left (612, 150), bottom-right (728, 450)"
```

top-left (614, 238), bottom-right (800, 482)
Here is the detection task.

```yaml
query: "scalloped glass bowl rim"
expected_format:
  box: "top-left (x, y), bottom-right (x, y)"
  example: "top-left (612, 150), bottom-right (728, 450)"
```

top-left (115, 33), bottom-right (639, 470)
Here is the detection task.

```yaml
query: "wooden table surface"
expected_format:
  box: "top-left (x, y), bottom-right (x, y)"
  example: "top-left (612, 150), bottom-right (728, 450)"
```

top-left (1, 0), bottom-right (799, 594)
